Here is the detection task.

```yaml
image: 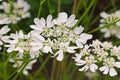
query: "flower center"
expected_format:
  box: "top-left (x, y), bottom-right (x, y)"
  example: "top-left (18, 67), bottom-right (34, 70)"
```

top-left (104, 58), bottom-right (115, 68)
top-left (16, 39), bottom-right (31, 52)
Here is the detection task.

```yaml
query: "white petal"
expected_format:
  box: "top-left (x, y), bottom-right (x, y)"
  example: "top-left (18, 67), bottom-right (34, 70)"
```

top-left (47, 15), bottom-right (53, 27)
top-left (56, 50), bottom-right (64, 61)
top-left (0, 18), bottom-right (11, 24)
top-left (0, 26), bottom-right (10, 34)
top-left (115, 62), bottom-right (120, 68)
top-left (79, 33), bottom-right (92, 44)
top-left (76, 40), bottom-right (83, 48)
top-left (32, 34), bottom-right (45, 42)
top-left (40, 18), bottom-right (45, 27)
top-left (11, 34), bottom-right (18, 39)
top-left (0, 40), bottom-right (3, 45)
top-left (1, 36), bottom-right (10, 42)
top-left (14, 47), bottom-right (23, 53)
top-left (90, 64), bottom-right (98, 72)
top-left (30, 25), bottom-right (42, 31)
top-left (58, 12), bottom-right (68, 23)
top-left (23, 70), bottom-right (28, 75)
top-left (19, 30), bottom-right (24, 38)
top-left (31, 46), bottom-right (42, 51)
top-left (73, 53), bottom-right (82, 61)
top-left (66, 20), bottom-right (78, 27)
top-left (73, 26), bottom-right (84, 35)
top-left (30, 51), bottom-right (37, 58)
top-left (79, 65), bottom-right (88, 71)
top-left (75, 60), bottom-right (86, 66)
top-left (34, 18), bottom-right (44, 28)
top-left (100, 12), bottom-right (109, 18)
top-left (67, 47), bottom-right (76, 53)
top-left (66, 15), bottom-right (75, 24)
top-left (43, 46), bottom-right (52, 53)
top-left (99, 66), bottom-right (108, 74)
top-left (109, 68), bottom-right (117, 76)
top-left (7, 47), bottom-right (15, 53)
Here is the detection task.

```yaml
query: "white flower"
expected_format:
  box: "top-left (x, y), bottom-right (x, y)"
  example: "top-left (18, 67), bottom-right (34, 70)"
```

top-left (14, 0), bottom-right (30, 19)
top-left (5, 30), bottom-right (31, 53)
top-left (42, 38), bottom-right (53, 53)
top-left (5, 30), bottom-right (43, 58)
top-left (100, 11), bottom-right (120, 39)
top-left (0, 2), bottom-right (11, 13)
top-left (91, 40), bottom-right (102, 48)
top-left (111, 46), bottom-right (120, 60)
top-left (73, 53), bottom-right (82, 62)
top-left (72, 26), bottom-right (92, 48)
top-left (30, 34), bottom-right (53, 54)
top-left (30, 15), bottom-right (54, 36)
top-left (53, 12), bottom-right (78, 27)
top-left (75, 55), bottom-right (98, 72)
top-left (30, 12), bottom-right (92, 62)
top-left (9, 58), bottom-right (37, 75)
top-left (97, 50), bottom-right (108, 61)
top-left (0, 0), bottom-right (30, 24)
top-left (102, 41), bottom-right (113, 50)
top-left (53, 42), bottom-right (78, 61)
top-left (99, 58), bottom-right (120, 76)
top-left (30, 33), bottom-right (45, 51)
top-left (0, 26), bottom-right (10, 50)
top-left (79, 45), bottom-right (90, 56)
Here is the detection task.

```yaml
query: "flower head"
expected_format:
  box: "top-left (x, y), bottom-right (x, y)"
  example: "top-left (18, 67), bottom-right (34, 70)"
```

top-left (74, 39), bottom-right (120, 76)
top-left (5, 30), bottom-right (44, 58)
top-left (100, 10), bottom-right (120, 39)
top-left (30, 12), bottom-right (92, 61)
top-left (0, 0), bottom-right (30, 24)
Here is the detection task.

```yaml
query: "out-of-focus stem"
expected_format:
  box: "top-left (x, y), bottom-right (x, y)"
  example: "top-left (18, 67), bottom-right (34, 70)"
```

top-left (72, 0), bottom-right (77, 14)
top-left (50, 58), bottom-right (56, 80)
top-left (37, 0), bottom-right (45, 18)
top-left (33, 54), bottom-right (51, 78)
top-left (58, 0), bottom-right (61, 14)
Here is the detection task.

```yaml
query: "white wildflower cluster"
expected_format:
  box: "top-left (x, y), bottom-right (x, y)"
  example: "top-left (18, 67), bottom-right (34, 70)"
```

top-left (4, 30), bottom-right (43, 59)
top-left (30, 12), bottom-right (92, 61)
top-left (3, 30), bottom-right (42, 75)
top-left (1, 12), bottom-right (92, 75)
top-left (74, 39), bottom-right (120, 76)
top-left (100, 10), bottom-right (120, 38)
top-left (0, 0), bottom-right (30, 24)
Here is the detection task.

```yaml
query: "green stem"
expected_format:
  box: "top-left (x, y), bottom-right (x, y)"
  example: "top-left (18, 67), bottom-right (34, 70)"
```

top-left (110, 0), bottom-right (116, 10)
top-left (84, 0), bottom-right (98, 32)
top-left (2, 46), bottom-right (8, 80)
top-left (72, 0), bottom-right (97, 29)
top-left (57, 0), bottom-right (61, 14)
top-left (27, 74), bottom-right (34, 80)
top-left (37, 0), bottom-right (46, 18)
top-left (72, 0), bottom-right (77, 14)
top-left (12, 60), bottom-right (30, 80)
top-left (9, 59), bottom-right (30, 79)
top-left (48, 0), bottom-right (53, 15)
top-left (88, 19), bottom-right (120, 34)
top-left (33, 54), bottom-right (51, 78)
top-left (50, 58), bottom-right (56, 80)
